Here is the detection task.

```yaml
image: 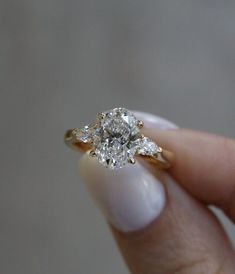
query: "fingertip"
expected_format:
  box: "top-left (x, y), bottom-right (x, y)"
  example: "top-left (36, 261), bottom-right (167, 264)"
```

top-left (79, 154), bottom-right (166, 232)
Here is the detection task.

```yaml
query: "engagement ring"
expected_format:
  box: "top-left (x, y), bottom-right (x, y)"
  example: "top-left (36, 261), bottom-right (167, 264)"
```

top-left (64, 107), bottom-right (173, 169)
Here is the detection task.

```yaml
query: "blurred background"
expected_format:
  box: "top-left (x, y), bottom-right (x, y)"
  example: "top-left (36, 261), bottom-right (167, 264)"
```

top-left (0, 1), bottom-right (235, 273)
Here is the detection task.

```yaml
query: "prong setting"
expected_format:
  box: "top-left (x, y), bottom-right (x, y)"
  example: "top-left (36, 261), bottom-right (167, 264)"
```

top-left (89, 150), bottom-right (96, 157)
top-left (137, 120), bottom-right (144, 128)
top-left (97, 112), bottom-right (105, 121)
top-left (128, 158), bottom-right (136, 164)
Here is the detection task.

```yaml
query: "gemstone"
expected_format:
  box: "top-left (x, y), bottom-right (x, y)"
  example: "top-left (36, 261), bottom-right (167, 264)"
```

top-left (135, 137), bottom-right (159, 156)
top-left (94, 108), bottom-right (140, 169)
top-left (73, 124), bottom-right (96, 143)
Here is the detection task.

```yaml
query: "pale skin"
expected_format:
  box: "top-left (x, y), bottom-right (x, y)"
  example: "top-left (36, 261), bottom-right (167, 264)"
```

top-left (111, 129), bottom-right (235, 274)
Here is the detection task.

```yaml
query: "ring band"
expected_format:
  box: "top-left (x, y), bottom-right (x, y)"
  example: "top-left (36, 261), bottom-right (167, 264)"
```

top-left (64, 108), bottom-right (173, 170)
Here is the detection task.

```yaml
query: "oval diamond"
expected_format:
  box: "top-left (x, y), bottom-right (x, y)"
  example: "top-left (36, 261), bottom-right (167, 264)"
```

top-left (94, 108), bottom-right (140, 169)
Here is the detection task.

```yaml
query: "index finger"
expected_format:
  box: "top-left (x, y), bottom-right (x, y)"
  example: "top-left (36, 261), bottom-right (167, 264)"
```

top-left (138, 115), bottom-right (235, 222)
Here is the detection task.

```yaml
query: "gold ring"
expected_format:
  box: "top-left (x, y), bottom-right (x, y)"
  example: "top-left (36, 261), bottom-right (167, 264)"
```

top-left (64, 107), bottom-right (173, 169)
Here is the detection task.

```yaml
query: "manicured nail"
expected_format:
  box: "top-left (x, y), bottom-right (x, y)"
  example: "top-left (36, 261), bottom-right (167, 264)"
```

top-left (133, 111), bottom-right (178, 130)
top-left (79, 155), bottom-right (166, 232)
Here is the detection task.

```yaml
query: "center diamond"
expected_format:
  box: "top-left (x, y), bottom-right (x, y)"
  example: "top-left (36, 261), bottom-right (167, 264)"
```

top-left (94, 108), bottom-right (140, 169)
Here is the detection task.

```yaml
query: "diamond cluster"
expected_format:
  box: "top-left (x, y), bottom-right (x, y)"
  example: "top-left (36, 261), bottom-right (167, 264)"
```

top-left (75, 108), bottom-right (159, 169)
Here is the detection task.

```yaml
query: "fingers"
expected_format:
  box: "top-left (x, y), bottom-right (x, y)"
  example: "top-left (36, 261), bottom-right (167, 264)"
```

top-left (79, 154), bottom-right (235, 274)
top-left (139, 126), bottom-right (235, 222)
top-left (114, 173), bottom-right (235, 274)
top-left (78, 111), bottom-right (235, 273)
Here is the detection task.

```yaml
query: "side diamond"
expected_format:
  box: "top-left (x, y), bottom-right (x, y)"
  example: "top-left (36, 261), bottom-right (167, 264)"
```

top-left (73, 124), bottom-right (96, 143)
top-left (135, 137), bottom-right (159, 156)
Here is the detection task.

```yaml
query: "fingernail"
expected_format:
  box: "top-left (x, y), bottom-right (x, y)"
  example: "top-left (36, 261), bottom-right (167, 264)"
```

top-left (133, 111), bottom-right (178, 130)
top-left (79, 155), bottom-right (166, 232)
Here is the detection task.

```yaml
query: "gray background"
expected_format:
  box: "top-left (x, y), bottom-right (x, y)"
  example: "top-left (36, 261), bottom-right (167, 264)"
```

top-left (0, 1), bottom-right (235, 273)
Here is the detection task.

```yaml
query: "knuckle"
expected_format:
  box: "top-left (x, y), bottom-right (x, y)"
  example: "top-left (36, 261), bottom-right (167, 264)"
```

top-left (171, 256), bottom-right (225, 274)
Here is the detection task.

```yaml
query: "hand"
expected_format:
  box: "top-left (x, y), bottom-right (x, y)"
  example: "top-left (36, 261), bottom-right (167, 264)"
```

top-left (79, 111), bottom-right (235, 274)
